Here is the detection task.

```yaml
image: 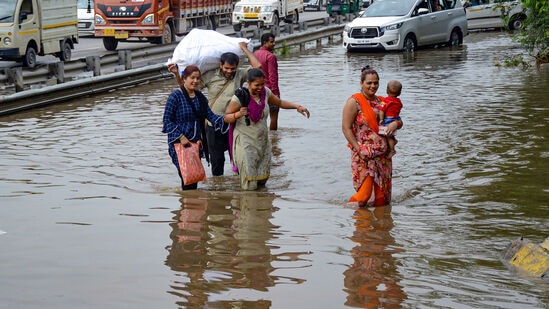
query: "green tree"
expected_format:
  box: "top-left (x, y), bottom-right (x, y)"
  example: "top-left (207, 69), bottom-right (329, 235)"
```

top-left (516, 0), bottom-right (549, 66)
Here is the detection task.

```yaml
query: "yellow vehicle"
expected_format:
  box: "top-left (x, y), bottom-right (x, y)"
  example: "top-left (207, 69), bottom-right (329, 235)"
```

top-left (0, 0), bottom-right (78, 68)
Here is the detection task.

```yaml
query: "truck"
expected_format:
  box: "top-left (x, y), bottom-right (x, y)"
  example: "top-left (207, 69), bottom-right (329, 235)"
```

top-left (231, 0), bottom-right (304, 32)
top-left (94, 0), bottom-right (233, 51)
top-left (0, 0), bottom-right (79, 68)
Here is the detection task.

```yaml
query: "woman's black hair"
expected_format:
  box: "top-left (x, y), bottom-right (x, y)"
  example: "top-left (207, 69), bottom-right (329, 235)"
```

top-left (247, 68), bottom-right (265, 83)
top-left (181, 65), bottom-right (201, 79)
top-left (360, 65), bottom-right (379, 82)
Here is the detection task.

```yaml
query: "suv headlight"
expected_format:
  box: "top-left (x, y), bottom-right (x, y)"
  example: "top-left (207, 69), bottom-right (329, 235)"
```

top-left (262, 6), bottom-right (274, 12)
top-left (382, 22), bottom-right (403, 32)
top-left (344, 24), bottom-right (351, 33)
top-left (233, 6), bottom-right (243, 12)
top-left (4, 37), bottom-right (12, 46)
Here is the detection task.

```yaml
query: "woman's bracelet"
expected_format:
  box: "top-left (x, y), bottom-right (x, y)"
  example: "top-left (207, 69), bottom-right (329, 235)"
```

top-left (233, 112), bottom-right (238, 120)
top-left (296, 105), bottom-right (302, 112)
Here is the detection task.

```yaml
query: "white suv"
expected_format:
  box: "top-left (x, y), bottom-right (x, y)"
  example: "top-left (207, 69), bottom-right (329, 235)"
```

top-left (464, 0), bottom-right (526, 30)
top-left (343, 0), bottom-right (468, 52)
top-left (77, 0), bottom-right (95, 37)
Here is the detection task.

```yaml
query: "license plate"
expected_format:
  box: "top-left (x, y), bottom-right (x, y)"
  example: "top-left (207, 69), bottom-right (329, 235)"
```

top-left (358, 39), bottom-right (371, 44)
top-left (244, 13), bottom-right (258, 18)
top-left (104, 28), bottom-right (115, 36)
top-left (114, 31), bottom-right (129, 39)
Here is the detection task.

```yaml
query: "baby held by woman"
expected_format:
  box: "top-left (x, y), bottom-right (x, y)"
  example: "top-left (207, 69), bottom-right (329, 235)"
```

top-left (378, 80), bottom-right (403, 158)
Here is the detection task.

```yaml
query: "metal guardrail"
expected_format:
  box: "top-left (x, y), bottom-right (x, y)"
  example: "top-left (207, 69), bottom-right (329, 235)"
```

top-left (0, 15), bottom-right (352, 116)
top-left (0, 64), bottom-right (172, 115)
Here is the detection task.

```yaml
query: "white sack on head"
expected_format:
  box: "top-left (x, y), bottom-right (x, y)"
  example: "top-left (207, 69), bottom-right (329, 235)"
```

top-left (168, 29), bottom-right (252, 74)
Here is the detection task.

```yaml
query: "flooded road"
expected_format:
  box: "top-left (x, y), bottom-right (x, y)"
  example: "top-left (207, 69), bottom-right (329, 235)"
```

top-left (1, 31), bottom-right (548, 308)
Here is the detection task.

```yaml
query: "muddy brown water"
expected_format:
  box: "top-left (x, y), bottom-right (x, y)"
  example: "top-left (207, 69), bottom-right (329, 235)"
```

top-left (1, 31), bottom-right (548, 308)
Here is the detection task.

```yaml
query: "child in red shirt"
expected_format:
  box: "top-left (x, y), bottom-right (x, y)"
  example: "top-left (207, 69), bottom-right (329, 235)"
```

top-left (379, 80), bottom-right (403, 158)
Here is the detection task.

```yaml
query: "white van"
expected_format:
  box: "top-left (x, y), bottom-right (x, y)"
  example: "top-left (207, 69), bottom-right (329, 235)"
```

top-left (0, 0), bottom-right (79, 68)
top-left (464, 0), bottom-right (526, 30)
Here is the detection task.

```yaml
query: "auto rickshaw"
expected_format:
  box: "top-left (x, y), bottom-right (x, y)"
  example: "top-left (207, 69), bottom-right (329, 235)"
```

top-left (326, 0), bottom-right (364, 16)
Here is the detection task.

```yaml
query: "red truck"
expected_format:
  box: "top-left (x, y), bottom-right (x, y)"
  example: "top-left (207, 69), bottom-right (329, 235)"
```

top-left (94, 0), bottom-right (233, 50)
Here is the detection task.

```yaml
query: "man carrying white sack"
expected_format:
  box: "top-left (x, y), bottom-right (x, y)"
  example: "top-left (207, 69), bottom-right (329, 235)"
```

top-left (169, 41), bottom-right (261, 176)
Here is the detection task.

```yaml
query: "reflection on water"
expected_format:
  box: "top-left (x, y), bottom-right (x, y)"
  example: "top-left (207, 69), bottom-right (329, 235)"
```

top-left (0, 31), bottom-right (548, 308)
top-left (344, 206), bottom-right (406, 308)
top-left (165, 191), bottom-right (309, 308)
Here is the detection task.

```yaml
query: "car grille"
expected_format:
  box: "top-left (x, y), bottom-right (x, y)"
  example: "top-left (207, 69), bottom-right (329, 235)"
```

top-left (243, 6), bottom-right (262, 13)
top-left (78, 22), bottom-right (93, 29)
top-left (350, 27), bottom-right (379, 39)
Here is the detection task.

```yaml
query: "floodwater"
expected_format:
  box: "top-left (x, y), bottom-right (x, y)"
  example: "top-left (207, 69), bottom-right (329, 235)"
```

top-left (1, 31), bottom-right (548, 308)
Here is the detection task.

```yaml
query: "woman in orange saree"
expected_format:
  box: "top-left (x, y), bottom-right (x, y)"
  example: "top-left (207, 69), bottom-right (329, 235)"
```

top-left (342, 66), bottom-right (402, 207)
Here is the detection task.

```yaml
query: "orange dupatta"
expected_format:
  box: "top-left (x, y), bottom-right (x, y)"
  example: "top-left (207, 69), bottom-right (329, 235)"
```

top-left (352, 93), bottom-right (379, 133)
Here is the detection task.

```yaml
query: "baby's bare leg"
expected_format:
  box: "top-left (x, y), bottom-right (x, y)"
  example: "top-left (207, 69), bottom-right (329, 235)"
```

top-left (388, 137), bottom-right (397, 158)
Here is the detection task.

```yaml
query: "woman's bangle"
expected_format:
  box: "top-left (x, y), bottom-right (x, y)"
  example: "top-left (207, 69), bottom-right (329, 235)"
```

top-left (296, 105), bottom-right (302, 112)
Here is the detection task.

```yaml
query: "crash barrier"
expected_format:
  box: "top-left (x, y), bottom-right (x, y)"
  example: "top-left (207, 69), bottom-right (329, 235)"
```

top-left (0, 64), bottom-right (172, 116)
top-left (501, 236), bottom-right (549, 281)
top-left (0, 17), bottom-right (354, 116)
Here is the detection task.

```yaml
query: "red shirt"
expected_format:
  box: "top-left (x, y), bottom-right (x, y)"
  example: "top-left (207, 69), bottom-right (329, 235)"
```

top-left (380, 96), bottom-right (403, 118)
top-left (254, 47), bottom-right (280, 97)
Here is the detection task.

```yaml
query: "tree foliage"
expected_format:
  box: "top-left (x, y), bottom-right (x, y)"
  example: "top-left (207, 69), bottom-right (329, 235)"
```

top-left (517, 0), bottom-right (549, 65)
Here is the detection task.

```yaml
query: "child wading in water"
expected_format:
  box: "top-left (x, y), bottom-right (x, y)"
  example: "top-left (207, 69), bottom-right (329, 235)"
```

top-left (379, 80), bottom-right (403, 158)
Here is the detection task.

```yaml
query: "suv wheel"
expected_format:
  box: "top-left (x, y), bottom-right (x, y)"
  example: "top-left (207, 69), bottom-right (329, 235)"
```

top-left (403, 34), bottom-right (416, 52)
top-left (448, 29), bottom-right (461, 47)
top-left (509, 16), bottom-right (525, 30)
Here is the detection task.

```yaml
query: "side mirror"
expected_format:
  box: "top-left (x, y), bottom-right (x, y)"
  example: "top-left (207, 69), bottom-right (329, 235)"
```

top-left (417, 8), bottom-right (429, 15)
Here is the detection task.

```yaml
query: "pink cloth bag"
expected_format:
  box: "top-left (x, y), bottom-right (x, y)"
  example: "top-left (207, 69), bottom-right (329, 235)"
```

top-left (174, 142), bottom-right (206, 184)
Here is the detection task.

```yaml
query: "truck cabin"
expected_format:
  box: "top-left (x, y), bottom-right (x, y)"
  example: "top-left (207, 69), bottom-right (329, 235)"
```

top-left (19, 0), bottom-right (34, 22)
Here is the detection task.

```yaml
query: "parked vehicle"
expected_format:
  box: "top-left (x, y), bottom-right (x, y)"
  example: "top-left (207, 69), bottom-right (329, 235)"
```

top-left (232, 0), bottom-right (304, 32)
top-left (304, 0), bottom-right (323, 11)
top-left (327, 0), bottom-right (364, 16)
top-left (464, 0), bottom-right (525, 30)
top-left (94, 0), bottom-right (233, 51)
top-left (77, 0), bottom-right (94, 36)
top-left (0, 0), bottom-right (79, 68)
top-left (342, 0), bottom-right (468, 52)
